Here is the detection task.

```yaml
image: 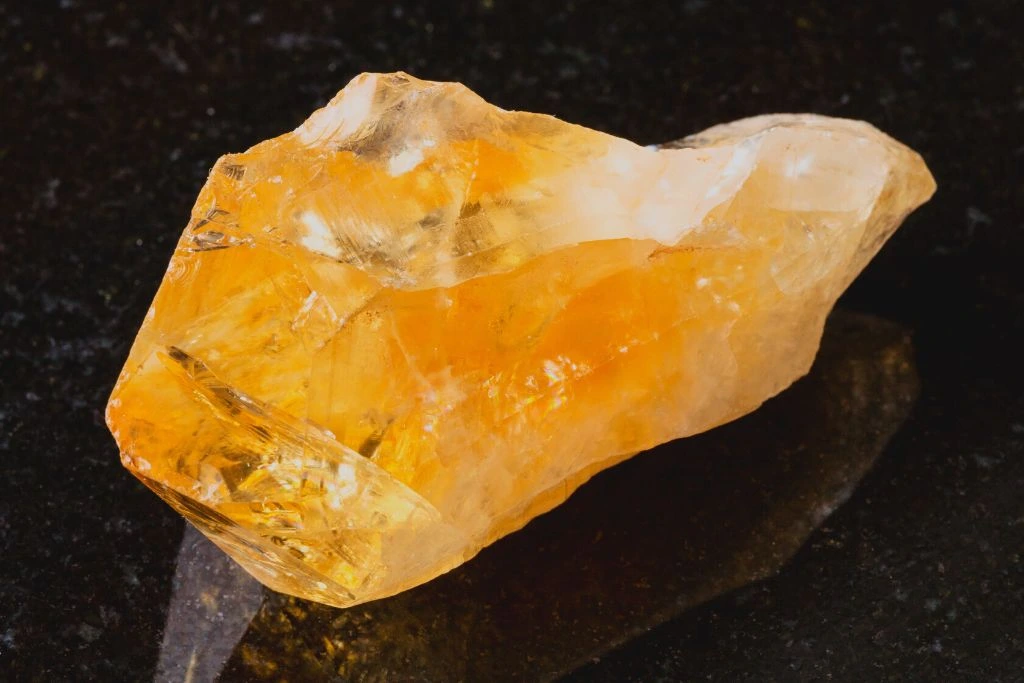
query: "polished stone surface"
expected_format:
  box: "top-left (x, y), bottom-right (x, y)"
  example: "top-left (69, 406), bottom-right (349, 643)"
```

top-left (2, 1), bottom-right (1022, 680)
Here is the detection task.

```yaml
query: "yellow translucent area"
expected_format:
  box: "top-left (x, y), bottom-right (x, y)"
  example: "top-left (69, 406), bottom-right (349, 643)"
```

top-left (106, 73), bottom-right (935, 607)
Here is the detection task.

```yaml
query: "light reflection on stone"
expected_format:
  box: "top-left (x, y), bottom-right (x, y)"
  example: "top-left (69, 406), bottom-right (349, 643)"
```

top-left (157, 310), bottom-right (917, 682)
top-left (155, 525), bottom-right (264, 683)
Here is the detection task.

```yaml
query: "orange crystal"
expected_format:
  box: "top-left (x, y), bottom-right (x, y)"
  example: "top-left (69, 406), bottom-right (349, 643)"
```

top-left (106, 72), bottom-right (935, 607)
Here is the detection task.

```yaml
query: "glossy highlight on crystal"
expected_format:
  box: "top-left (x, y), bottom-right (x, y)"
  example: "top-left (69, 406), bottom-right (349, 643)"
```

top-left (106, 72), bottom-right (935, 608)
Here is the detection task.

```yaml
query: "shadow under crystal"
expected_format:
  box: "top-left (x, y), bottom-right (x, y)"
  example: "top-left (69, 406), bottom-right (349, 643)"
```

top-left (156, 310), bottom-right (917, 682)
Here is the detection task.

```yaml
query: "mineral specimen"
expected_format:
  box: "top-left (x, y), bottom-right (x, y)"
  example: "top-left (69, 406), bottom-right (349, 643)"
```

top-left (106, 72), bottom-right (935, 608)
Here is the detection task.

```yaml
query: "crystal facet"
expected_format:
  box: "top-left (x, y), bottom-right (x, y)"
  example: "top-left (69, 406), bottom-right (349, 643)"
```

top-left (106, 72), bottom-right (935, 608)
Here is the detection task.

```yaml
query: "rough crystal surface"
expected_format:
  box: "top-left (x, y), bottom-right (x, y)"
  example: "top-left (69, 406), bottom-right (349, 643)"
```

top-left (106, 72), bottom-right (935, 608)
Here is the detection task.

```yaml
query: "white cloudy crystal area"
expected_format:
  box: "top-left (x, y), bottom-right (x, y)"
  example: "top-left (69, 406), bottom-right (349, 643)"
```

top-left (276, 74), bottom-right (903, 290)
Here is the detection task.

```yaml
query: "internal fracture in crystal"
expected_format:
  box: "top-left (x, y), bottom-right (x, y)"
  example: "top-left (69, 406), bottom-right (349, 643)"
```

top-left (107, 72), bottom-right (935, 608)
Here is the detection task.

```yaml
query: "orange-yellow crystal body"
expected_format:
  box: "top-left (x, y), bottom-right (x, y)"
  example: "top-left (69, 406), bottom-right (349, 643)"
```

top-left (106, 73), bottom-right (935, 607)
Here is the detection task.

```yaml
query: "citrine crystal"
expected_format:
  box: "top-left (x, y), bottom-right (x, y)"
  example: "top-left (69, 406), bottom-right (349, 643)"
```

top-left (107, 72), bottom-right (935, 608)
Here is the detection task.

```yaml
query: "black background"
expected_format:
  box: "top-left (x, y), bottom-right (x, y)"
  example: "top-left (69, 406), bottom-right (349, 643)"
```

top-left (2, 1), bottom-right (1023, 680)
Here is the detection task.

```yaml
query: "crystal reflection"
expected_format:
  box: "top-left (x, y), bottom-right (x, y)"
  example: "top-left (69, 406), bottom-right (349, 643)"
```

top-left (158, 310), bottom-right (917, 682)
top-left (154, 525), bottom-right (264, 683)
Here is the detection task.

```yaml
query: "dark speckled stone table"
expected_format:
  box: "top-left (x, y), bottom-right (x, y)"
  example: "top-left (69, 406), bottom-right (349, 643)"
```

top-left (2, 1), bottom-right (1022, 681)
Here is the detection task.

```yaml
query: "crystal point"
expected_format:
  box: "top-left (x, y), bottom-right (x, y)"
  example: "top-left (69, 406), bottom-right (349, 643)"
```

top-left (107, 72), bottom-right (935, 607)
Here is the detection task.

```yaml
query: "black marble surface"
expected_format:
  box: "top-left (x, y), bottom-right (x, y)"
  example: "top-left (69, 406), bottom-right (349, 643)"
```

top-left (2, 1), bottom-right (1022, 681)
